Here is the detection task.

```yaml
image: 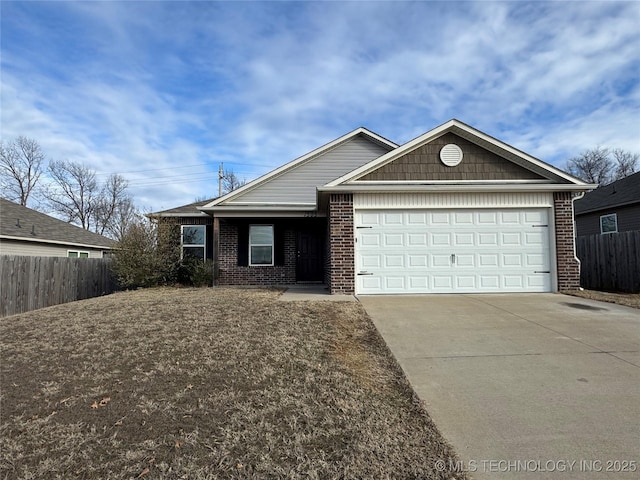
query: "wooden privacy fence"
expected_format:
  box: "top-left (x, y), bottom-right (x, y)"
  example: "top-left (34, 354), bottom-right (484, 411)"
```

top-left (576, 231), bottom-right (640, 293)
top-left (0, 256), bottom-right (117, 317)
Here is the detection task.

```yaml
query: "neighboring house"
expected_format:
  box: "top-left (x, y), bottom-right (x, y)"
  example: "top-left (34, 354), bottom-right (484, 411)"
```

top-left (154, 119), bottom-right (595, 295)
top-left (574, 171), bottom-right (640, 236)
top-left (0, 198), bottom-right (114, 258)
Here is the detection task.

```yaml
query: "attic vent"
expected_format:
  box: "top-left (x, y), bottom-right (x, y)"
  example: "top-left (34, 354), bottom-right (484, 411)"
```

top-left (440, 144), bottom-right (463, 167)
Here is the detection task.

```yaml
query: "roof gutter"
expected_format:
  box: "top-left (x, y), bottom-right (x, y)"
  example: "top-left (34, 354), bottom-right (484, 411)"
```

top-left (318, 183), bottom-right (598, 193)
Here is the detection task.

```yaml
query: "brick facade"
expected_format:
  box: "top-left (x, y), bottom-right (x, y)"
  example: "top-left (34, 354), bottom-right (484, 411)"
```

top-left (328, 193), bottom-right (355, 294)
top-left (554, 192), bottom-right (581, 291)
top-left (217, 221), bottom-right (296, 285)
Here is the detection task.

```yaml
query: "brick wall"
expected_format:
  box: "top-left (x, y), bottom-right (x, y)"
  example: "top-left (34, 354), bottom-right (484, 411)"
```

top-left (217, 222), bottom-right (296, 285)
top-left (328, 194), bottom-right (355, 294)
top-left (554, 192), bottom-right (580, 291)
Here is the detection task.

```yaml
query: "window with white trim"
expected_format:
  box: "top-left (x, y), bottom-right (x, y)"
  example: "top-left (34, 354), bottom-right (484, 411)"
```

top-left (249, 225), bottom-right (274, 266)
top-left (600, 214), bottom-right (618, 234)
top-left (68, 250), bottom-right (89, 258)
top-left (182, 225), bottom-right (206, 259)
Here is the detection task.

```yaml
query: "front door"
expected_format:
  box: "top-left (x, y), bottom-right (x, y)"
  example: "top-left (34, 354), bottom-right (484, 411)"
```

top-left (296, 231), bottom-right (323, 282)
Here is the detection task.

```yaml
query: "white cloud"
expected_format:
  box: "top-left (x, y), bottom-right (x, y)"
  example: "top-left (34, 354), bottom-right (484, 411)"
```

top-left (1, 0), bottom-right (638, 210)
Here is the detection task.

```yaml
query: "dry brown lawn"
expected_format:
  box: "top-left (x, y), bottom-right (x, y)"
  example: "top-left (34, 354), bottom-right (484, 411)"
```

top-left (1, 288), bottom-right (466, 479)
top-left (565, 289), bottom-right (640, 309)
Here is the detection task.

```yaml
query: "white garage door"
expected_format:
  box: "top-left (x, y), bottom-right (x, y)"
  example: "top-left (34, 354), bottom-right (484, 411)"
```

top-left (355, 209), bottom-right (552, 294)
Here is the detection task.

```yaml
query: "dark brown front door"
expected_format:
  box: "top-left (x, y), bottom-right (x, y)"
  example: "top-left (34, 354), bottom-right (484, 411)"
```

top-left (296, 231), bottom-right (323, 282)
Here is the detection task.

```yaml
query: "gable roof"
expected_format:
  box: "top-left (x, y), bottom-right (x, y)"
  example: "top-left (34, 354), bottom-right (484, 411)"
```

top-left (0, 197), bottom-right (115, 249)
top-left (153, 198), bottom-right (216, 217)
top-left (199, 127), bottom-right (397, 212)
top-left (325, 119), bottom-right (591, 189)
top-left (574, 171), bottom-right (640, 215)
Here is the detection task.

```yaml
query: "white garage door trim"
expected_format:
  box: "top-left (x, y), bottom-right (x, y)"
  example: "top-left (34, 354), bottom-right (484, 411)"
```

top-left (355, 207), bottom-right (554, 294)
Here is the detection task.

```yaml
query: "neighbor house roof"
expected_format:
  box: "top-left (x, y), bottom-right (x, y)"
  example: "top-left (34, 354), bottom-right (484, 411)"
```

top-left (0, 197), bottom-right (115, 249)
top-left (153, 198), bottom-right (216, 217)
top-left (574, 171), bottom-right (640, 215)
top-left (324, 119), bottom-right (591, 190)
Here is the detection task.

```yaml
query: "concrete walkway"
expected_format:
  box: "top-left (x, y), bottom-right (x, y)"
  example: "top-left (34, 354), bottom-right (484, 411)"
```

top-left (360, 294), bottom-right (640, 479)
top-left (278, 284), bottom-right (357, 302)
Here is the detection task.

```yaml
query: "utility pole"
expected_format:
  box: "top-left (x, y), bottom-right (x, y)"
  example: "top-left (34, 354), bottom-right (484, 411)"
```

top-left (218, 163), bottom-right (224, 197)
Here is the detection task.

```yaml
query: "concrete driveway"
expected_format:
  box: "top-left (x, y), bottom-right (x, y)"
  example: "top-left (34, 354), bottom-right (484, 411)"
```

top-left (360, 294), bottom-right (640, 479)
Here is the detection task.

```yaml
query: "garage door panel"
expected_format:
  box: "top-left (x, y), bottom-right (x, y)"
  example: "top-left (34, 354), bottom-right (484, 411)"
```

top-left (478, 233), bottom-right (498, 246)
top-left (524, 210), bottom-right (547, 223)
top-left (431, 233), bottom-right (451, 246)
top-left (383, 213), bottom-right (403, 225)
top-left (384, 255), bottom-right (404, 268)
top-left (385, 276), bottom-right (405, 289)
top-left (431, 213), bottom-right (450, 225)
top-left (383, 233), bottom-right (404, 246)
top-left (456, 276), bottom-right (476, 288)
top-left (360, 254), bottom-right (381, 268)
top-left (408, 255), bottom-right (428, 267)
top-left (454, 232), bottom-right (474, 246)
top-left (356, 208), bottom-right (552, 294)
top-left (478, 211), bottom-right (498, 224)
top-left (454, 212), bottom-right (474, 224)
top-left (360, 232), bottom-right (380, 246)
top-left (408, 233), bottom-right (428, 245)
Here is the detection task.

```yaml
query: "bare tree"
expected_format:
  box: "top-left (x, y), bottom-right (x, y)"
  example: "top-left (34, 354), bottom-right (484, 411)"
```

top-left (222, 169), bottom-right (246, 194)
top-left (566, 147), bottom-right (639, 185)
top-left (44, 160), bottom-right (100, 229)
top-left (566, 147), bottom-right (612, 184)
top-left (0, 136), bottom-right (45, 206)
top-left (94, 174), bottom-right (131, 236)
top-left (611, 148), bottom-right (639, 180)
top-left (44, 161), bottom-right (135, 237)
top-left (103, 197), bottom-right (139, 241)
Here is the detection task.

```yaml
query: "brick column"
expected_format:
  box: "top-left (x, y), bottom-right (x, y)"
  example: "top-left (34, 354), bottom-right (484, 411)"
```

top-left (554, 192), bottom-right (580, 291)
top-left (329, 193), bottom-right (355, 294)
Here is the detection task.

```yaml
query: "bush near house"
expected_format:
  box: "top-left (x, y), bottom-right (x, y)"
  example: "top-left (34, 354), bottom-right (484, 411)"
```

top-left (112, 218), bottom-right (214, 289)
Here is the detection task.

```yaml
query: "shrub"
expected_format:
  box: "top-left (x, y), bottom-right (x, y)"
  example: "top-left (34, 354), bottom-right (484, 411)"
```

top-left (111, 217), bottom-right (181, 289)
top-left (177, 257), bottom-right (214, 287)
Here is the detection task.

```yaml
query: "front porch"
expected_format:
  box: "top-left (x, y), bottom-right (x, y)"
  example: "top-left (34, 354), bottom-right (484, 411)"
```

top-left (216, 217), bottom-right (327, 286)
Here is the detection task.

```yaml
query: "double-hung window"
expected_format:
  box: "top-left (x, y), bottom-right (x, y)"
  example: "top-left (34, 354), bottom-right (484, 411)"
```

top-left (600, 214), bottom-right (618, 234)
top-left (182, 225), bottom-right (206, 259)
top-left (249, 225), bottom-right (274, 266)
top-left (68, 250), bottom-right (89, 258)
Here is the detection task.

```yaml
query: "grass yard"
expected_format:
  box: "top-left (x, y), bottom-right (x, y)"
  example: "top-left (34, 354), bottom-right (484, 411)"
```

top-left (1, 288), bottom-right (465, 479)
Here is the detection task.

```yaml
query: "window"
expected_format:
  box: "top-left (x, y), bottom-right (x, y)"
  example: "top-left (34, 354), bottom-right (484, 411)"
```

top-left (249, 225), bottom-right (274, 266)
top-left (600, 214), bottom-right (618, 234)
top-left (68, 250), bottom-right (89, 258)
top-left (182, 225), bottom-right (206, 259)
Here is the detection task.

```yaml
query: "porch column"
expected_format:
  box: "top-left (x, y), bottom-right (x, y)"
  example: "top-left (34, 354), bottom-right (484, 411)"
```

top-left (328, 193), bottom-right (355, 294)
top-left (554, 192), bottom-right (580, 291)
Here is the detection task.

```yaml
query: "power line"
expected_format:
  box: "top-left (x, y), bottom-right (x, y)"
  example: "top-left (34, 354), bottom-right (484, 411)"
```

top-left (95, 162), bottom-right (212, 177)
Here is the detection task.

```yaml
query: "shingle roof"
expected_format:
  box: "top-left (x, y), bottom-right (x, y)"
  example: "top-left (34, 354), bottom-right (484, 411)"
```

top-left (0, 197), bottom-right (115, 248)
top-left (152, 198), bottom-right (216, 217)
top-left (574, 171), bottom-right (640, 215)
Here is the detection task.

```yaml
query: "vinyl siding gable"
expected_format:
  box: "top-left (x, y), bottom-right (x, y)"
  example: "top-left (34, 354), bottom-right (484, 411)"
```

top-left (227, 135), bottom-right (392, 205)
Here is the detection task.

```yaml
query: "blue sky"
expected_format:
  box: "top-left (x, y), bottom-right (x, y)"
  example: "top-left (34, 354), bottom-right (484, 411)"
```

top-left (2, 1), bottom-right (639, 210)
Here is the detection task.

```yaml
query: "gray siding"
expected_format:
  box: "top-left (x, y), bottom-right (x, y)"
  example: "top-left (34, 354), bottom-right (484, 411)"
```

top-left (229, 135), bottom-right (391, 205)
top-left (576, 204), bottom-right (640, 236)
top-left (0, 239), bottom-right (106, 258)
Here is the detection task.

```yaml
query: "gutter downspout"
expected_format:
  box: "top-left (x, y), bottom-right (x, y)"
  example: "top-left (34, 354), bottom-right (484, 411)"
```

top-left (571, 191), bottom-right (586, 290)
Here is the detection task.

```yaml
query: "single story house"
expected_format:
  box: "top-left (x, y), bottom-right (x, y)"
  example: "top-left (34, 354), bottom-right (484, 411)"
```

top-left (0, 197), bottom-right (114, 258)
top-left (154, 119), bottom-right (595, 295)
top-left (574, 171), bottom-right (640, 236)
